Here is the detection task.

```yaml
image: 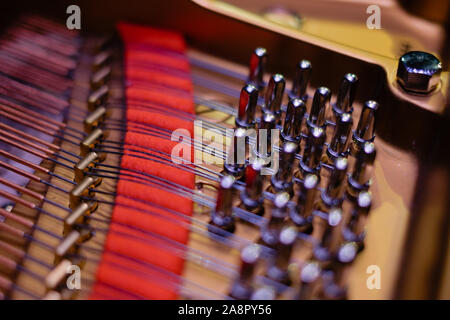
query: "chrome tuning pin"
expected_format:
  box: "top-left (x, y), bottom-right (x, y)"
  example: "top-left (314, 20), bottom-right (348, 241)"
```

top-left (289, 60), bottom-right (312, 101)
top-left (235, 84), bottom-right (258, 129)
top-left (263, 74), bottom-right (286, 122)
top-left (307, 87), bottom-right (331, 131)
top-left (343, 191), bottom-right (372, 244)
top-left (290, 173), bottom-right (319, 231)
top-left (209, 175), bottom-right (236, 234)
top-left (313, 207), bottom-right (344, 262)
top-left (251, 286), bottom-right (276, 300)
top-left (326, 112), bottom-right (352, 164)
top-left (224, 127), bottom-right (247, 179)
top-left (351, 100), bottom-right (378, 155)
top-left (281, 98), bottom-right (306, 143)
top-left (240, 158), bottom-right (265, 215)
top-left (333, 73), bottom-right (359, 117)
top-left (266, 226), bottom-right (298, 286)
top-left (253, 112), bottom-right (277, 165)
top-left (347, 142), bottom-right (376, 199)
top-left (261, 192), bottom-right (290, 247)
top-left (320, 157), bottom-right (348, 210)
top-left (229, 244), bottom-right (262, 300)
top-left (298, 261), bottom-right (321, 299)
top-left (271, 142), bottom-right (298, 195)
top-left (321, 242), bottom-right (359, 300)
top-left (299, 126), bottom-right (326, 177)
top-left (248, 47), bottom-right (268, 88)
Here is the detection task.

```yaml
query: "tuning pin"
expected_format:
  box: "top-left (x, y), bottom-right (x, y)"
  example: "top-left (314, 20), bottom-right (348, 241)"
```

top-left (266, 226), bottom-right (297, 286)
top-left (281, 98), bottom-right (306, 143)
top-left (289, 60), bottom-right (312, 101)
top-left (300, 126), bottom-right (326, 176)
top-left (321, 157), bottom-right (348, 209)
top-left (343, 191), bottom-right (372, 243)
top-left (263, 74), bottom-right (286, 121)
top-left (251, 286), bottom-right (276, 300)
top-left (224, 127), bottom-right (247, 179)
top-left (307, 87), bottom-right (331, 130)
top-left (261, 192), bottom-right (290, 247)
top-left (271, 142), bottom-right (298, 195)
top-left (236, 84), bottom-right (258, 128)
top-left (298, 261), bottom-right (321, 299)
top-left (229, 244), bottom-right (262, 299)
top-left (290, 173), bottom-right (319, 229)
top-left (254, 112), bottom-right (276, 164)
top-left (347, 142), bottom-right (376, 198)
top-left (248, 47), bottom-right (268, 88)
top-left (209, 175), bottom-right (236, 234)
top-left (240, 158), bottom-right (265, 214)
top-left (333, 73), bottom-right (359, 117)
top-left (326, 112), bottom-right (352, 164)
top-left (313, 207), bottom-right (344, 261)
top-left (321, 242), bottom-right (358, 299)
top-left (351, 100), bottom-right (378, 155)
top-left (338, 241), bottom-right (358, 265)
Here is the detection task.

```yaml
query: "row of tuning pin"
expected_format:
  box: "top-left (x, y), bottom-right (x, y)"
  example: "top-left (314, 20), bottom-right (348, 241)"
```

top-left (208, 47), bottom-right (379, 299)
top-left (218, 171), bottom-right (372, 300)
top-left (212, 150), bottom-right (374, 232)
top-left (211, 46), bottom-right (378, 225)
top-left (229, 229), bottom-right (365, 300)
top-left (226, 47), bottom-right (378, 180)
top-left (232, 48), bottom-right (378, 156)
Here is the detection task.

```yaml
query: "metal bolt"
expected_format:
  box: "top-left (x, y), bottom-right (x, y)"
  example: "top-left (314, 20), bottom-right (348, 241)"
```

top-left (396, 51), bottom-right (442, 94)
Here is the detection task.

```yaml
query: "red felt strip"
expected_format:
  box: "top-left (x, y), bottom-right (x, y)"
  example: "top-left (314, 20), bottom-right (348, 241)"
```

top-left (126, 108), bottom-right (193, 135)
top-left (116, 178), bottom-right (193, 216)
top-left (90, 22), bottom-right (194, 300)
top-left (126, 87), bottom-right (194, 113)
top-left (113, 195), bottom-right (190, 244)
top-left (105, 223), bottom-right (185, 274)
top-left (121, 154), bottom-right (194, 189)
top-left (95, 252), bottom-right (179, 300)
top-left (124, 131), bottom-right (192, 162)
top-left (117, 22), bottom-right (186, 52)
top-left (125, 51), bottom-right (190, 71)
top-left (126, 67), bottom-right (193, 92)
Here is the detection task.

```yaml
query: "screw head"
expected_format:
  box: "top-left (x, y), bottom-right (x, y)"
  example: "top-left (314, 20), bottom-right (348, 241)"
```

top-left (396, 51), bottom-right (442, 94)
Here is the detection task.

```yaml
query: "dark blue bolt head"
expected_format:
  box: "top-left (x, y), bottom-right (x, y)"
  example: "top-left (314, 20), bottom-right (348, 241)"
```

top-left (396, 51), bottom-right (442, 94)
